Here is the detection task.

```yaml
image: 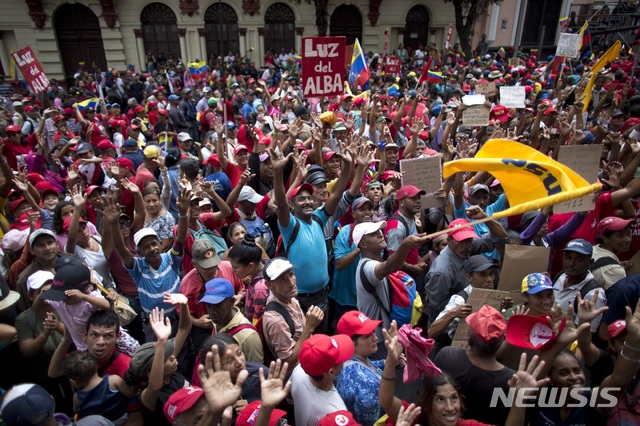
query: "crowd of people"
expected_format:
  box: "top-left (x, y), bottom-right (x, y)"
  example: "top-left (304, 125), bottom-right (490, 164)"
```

top-left (0, 34), bottom-right (639, 426)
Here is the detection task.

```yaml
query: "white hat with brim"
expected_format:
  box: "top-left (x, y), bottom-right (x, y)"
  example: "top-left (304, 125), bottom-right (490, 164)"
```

top-left (0, 287), bottom-right (19, 311)
top-left (353, 221), bottom-right (387, 247)
top-left (134, 228), bottom-right (159, 247)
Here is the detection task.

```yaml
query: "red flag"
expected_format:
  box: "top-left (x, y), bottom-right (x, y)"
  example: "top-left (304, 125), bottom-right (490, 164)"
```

top-left (418, 56), bottom-right (433, 85)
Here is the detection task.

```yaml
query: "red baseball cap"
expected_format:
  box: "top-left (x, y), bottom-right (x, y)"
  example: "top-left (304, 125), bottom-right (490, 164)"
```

top-left (289, 183), bottom-right (314, 202)
top-left (204, 154), bottom-right (221, 167)
top-left (134, 106), bottom-right (145, 113)
top-left (157, 109), bottom-right (169, 116)
top-left (236, 401), bottom-right (287, 426)
top-left (608, 320), bottom-right (627, 340)
top-left (447, 218), bottom-right (479, 242)
top-left (85, 185), bottom-right (104, 196)
top-left (27, 172), bottom-right (44, 185)
top-left (63, 215), bottom-right (87, 232)
top-left (97, 140), bottom-right (116, 151)
top-left (233, 144), bottom-right (249, 155)
top-left (35, 181), bottom-right (58, 198)
top-left (466, 305), bottom-right (506, 343)
top-left (352, 97), bottom-right (366, 107)
top-left (490, 105), bottom-right (509, 123)
top-left (116, 157), bottom-right (136, 175)
top-left (299, 334), bottom-right (354, 376)
top-left (380, 170), bottom-right (398, 181)
top-left (258, 135), bottom-right (272, 146)
top-left (10, 198), bottom-right (28, 214)
top-left (397, 185), bottom-right (426, 200)
top-left (340, 94), bottom-right (353, 102)
top-left (110, 120), bottom-right (125, 129)
top-left (506, 314), bottom-right (566, 351)
top-left (322, 151), bottom-right (338, 162)
top-left (319, 410), bottom-right (362, 426)
top-left (598, 216), bottom-right (633, 238)
top-left (336, 311), bottom-right (381, 337)
top-left (5, 125), bottom-right (21, 133)
top-left (163, 386), bottom-right (204, 423)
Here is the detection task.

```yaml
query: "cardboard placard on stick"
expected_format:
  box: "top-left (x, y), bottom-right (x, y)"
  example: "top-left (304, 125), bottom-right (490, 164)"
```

top-left (451, 288), bottom-right (512, 349)
top-left (498, 244), bottom-right (551, 292)
top-left (556, 33), bottom-right (582, 59)
top-left (476, 82), bottom-right (497, 97)
top-left (554, 145), bottom-right (602, 214)
top-left (400, 156), bottom-right (443, 208)
top-left (499, 86), bottom-right (526, 108)
top-left (462, 105), bottom-right (490, 126)
top-left (625, 250), bottom-right (640, 276)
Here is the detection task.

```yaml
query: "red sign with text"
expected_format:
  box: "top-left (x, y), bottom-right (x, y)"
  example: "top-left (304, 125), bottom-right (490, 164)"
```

top-left (302, 36), bottom-right (346, 98)
top-left (385, 56), bottom-right (401, 76)
top-left (12, 46), bottom-right (50, 94)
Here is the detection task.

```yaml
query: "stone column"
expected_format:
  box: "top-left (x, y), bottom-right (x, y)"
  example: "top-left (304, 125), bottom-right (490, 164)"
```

top-left (239, 28), bottom-right (247, 56)
top-left (295, 27), bottom-right (304, 54)
top-left (258, 27), bottom-right (265, 67)
top-left (178, 28), bottom-right (187, 62)
top-left (133, 29), bottom-right (146, 72)
top-left (198, 28), bottom-right (207, 60)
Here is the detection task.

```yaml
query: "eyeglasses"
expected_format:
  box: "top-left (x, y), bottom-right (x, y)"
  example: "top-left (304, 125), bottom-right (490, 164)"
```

top-left (119, 220), bottom-right (132, 228)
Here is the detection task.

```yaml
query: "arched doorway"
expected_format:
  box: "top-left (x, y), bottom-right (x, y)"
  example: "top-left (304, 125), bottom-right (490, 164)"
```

top-left (330, 5), bottom-right (362, 45)
top-left (54, 3), bottom-right (107, 87)
top-left (140, 3), bottom-right (180, 60)
top-left (264, 3), bottom-right (295, 53)
top-left (404, 6), bottom-right (429, 51)
top-left (205, 3), bottom-right (240, 56)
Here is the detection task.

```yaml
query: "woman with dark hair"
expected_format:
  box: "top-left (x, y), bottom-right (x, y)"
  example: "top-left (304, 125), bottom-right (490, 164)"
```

top-left (228, 235), bottom-right (268, 323)
top-left (136, 185), bottom-right (175, 252)
top-left (194, 333), bottom-right (266, 410)
top-left (52, 199), bottom-right (100, 254)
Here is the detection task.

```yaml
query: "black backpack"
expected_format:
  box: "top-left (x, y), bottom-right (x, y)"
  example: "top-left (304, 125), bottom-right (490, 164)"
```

top-left (256, 301), bottom-right (295, 365)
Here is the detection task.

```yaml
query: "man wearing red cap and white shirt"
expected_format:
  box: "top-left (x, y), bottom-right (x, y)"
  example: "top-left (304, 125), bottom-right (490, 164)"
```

top-left (290, 333), bottom-right (354, 426)
top-left (384, 184), bottom-right (428, 280)
top-left (424, 212), bottom-right (507, 326)
top-left (214, 115), bottom-right (249, 187)
top-left (2, 124), bottom-right (35, 169)
top-left (591, 216), bottom-right (633, 289)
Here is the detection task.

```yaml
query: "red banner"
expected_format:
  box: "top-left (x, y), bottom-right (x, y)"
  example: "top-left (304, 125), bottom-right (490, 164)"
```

top-left (12, 46), bottom-right (50, 95)
top-left (302, 36), bottom-right (346, 98)
top-left (445, 24), bottom-right (454, 50)
top-left (385, 56), bottom-right (401, 76)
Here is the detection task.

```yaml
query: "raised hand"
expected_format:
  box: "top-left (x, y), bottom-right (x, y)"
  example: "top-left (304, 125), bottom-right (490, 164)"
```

top-left (576, 290), bottom-right (608, 324)
top-left (259, 360), bottom-right (291, 409)
top-left (176, 186), bottom-right (192, 215)
top-left (507, 353), bottom-right (550, 392)
top-left (288, 117), bottom-right (303, 138)
top-left (71, 185), bottom-right (87, 208)
top-left (198, 344), bottom-right (249, 414)
top-left (102, 196), bottom-right (122, 224)
top-left (382, 321), bottom-right (403, 365)
top-left (149, 307), bottom-right (172, 342)
top-left (163, 293), bottom-right (188, 305)
top-left (397, 403), bottom-right (422, 426)
top-left (239, 169), bottom-right (255, 186)
top-left (120, 177), bottom-right (139, 194)
top-left (267, 145), bottom-right (292, 171)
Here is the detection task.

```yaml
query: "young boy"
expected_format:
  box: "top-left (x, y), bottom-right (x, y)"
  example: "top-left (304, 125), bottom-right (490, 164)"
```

top-left (64, 351), bottom-right (136, 425)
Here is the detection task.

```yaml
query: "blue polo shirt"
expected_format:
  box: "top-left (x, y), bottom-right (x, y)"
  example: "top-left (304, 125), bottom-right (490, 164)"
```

top-left (125, 245), bottom-right (183, 315)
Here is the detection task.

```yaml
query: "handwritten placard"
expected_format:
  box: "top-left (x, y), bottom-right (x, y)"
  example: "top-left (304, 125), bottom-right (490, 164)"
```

top-left (554, 145), bottom-right (602, 213)
top-left (499, 86), bottom-right (526, 108)
top-left (556, 33), bottom-right (582, 59)
top-left (451, 288), bottom-right (512, 348)
top-left (476, 82), bottom-right (497, 97)
top-left (462, 94), bottom-right (486, 106)
top-left (400, 156), bottom-right (442, 208)
top-left (462, 105), bottom-right (490, 126)
top-left (508, 58), bottom-right (520, 67)
top-left (499, 245), bottom-right (550, 292)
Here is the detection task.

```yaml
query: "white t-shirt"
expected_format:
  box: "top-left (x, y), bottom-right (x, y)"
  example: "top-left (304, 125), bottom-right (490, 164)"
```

top-left (291, 364), bottom-right (347, 426)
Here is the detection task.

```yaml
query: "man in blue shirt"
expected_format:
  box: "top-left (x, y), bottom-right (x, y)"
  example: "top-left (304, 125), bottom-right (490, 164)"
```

top-left (104, 185), bottom-right (191, 341)
top-left (242, 91), bottom-right (258, 119)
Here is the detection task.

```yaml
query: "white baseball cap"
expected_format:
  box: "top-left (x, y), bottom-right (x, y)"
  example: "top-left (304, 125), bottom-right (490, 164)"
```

top-left (27, 270), bottom-right (55, 291)
top-left (264, 258), bottom-right (295, 280)
top-left (134, 228), bottom-right (159, 247)
top-left (177, 132), bottom-right (193, 142)
top-left (238, 186), bottom-right (263, 204)
top-left (352, 221), bottom-right (387, 247)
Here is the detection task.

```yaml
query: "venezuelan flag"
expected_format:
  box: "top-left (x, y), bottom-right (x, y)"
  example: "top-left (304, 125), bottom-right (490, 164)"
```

top-left (294, 55), bottom-right (302, 64)
top-left (188, 60), bottom-right (208, 80)
top-left (76, 98), bottom-right (99, 112)
top-left (579, 22), bottom-right (591, 48)
top-left (349, 39), bottom-right (370, 91)
top-left (559, 16), bottom-right (569, 26)
top-left (498, 47), bottom-right (506, 57)
top-left (426, 71), bottom-right (442, 83)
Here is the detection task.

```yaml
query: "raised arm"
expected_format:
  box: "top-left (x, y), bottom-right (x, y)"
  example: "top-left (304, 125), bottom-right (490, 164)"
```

top-left (104, 195), bottom-right (134, 268)
top-left (65, 186), bottom-right (87, 254)
top-left (324, 149), bottom-right (353, 217)
top-left (141, 308), bottom-right (172, 410)
top-left (121, 178), bottom-right (145, 234)
top-left (374, 234), bottom-right (430, 280)
top-left (174, 182), bottom-right (191, 247)
top-left (213, 115), bottom-right (230, 170)
top-left (268, 146), bottom-right (294, 228)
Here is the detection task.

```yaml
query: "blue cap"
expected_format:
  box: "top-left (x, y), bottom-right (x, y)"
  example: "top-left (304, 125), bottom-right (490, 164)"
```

top-left (547, 55), bottom-right (554, 62)
top-left (582, 131), bottom-right (595, 144)
top-left (521, 273), bottom-right (557, 294)
top-left (432, 105), bottom-right (442, 115)
top-left (226, 121), bottom-right (237, 130)
top-left (408, 89), bottom-right (418, 98)
top-left (123, 138), bottom-right (138, 149)
top-left (561, 239), bottom-right (593, 256)
top-left (168, 94), bottom-right (180, 101)
top-left (199, 278), bottom-right (234, 305)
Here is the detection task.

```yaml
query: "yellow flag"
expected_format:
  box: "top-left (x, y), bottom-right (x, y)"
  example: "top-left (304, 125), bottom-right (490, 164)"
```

top-left (443, 139), bottom-right (601, 218)
top-left (582, 41), bottom-right (621, 112)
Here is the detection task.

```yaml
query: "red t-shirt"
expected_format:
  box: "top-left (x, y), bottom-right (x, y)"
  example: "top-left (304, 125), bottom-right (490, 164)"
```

top-left (134, 166), bottom-right (155, 191)
top-left (97, 349), bottom-right (131, 379)
top-left (4, 139), bottom-right (34, 170)
top-left (178, 268), bottom-right (209, 318)
top-left (384, 212), bottom-right (419, 265)
top-left (619, 197), bottom-right (640, 262)
top-left (223, 162), bottom-right (247, 187)
top-left (548, 192), bottom-right (614, 276)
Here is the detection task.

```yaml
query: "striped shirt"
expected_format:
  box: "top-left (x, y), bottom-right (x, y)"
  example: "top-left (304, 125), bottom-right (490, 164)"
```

top-left (124, 245), bottom-right (183, 315)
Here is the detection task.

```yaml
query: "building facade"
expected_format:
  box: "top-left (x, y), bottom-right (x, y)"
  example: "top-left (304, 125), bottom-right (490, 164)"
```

top-left (0, 0), bottom-right (459, 85)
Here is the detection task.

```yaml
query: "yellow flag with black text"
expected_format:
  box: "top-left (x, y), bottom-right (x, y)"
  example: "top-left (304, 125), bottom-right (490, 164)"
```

top-left (582, 41), bottom-right (621, 112)
top-left (443, 139), bottom-right (601, 218)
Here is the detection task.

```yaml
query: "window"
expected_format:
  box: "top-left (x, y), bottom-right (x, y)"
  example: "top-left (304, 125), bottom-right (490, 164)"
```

top-left (140, 3), bottom-right (180, 59)
top-left (264, 3), bottom-right (295, 53)
top-left (330, 5), bottom-right (363, 45)
top-left (205, 3), bottom-right (240, 56)
top-left (403, 5), bottom-right (429, 51)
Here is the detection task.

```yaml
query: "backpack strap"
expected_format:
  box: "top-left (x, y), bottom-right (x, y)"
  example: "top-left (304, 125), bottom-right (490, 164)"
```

top-left (264, 301), bottom-right (295, 337)
top-left (573, 278), bottom-right (603, 313)
top-left (589, 256), bottom-right (619, 273)
top-left (390, 214), bottom-right (411, 238)
top-left (284, 215), bottom-right (323, 257)
top-left (454, 288), bottom-right (470, 303)
top-left (359, 259), bottom-right (391, 317)
top-left (98, 350), bottom-right (121, 377)
top-left (226, 323), bottom-right (257, 336)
